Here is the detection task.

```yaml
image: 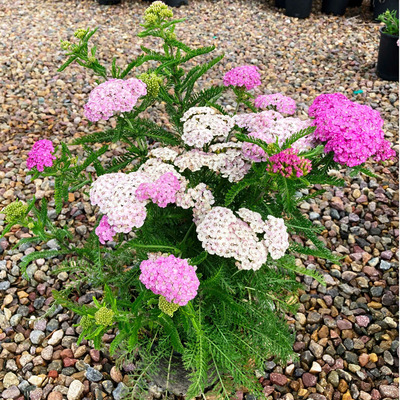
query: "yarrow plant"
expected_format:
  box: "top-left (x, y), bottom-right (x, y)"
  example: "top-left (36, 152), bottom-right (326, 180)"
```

top-left (2, 2), bottom-right (396, 397)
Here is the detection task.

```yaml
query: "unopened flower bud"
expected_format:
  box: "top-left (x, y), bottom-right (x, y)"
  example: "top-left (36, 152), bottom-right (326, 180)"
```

top-left (165, 30), bottom-right (177, 41)
top-left (60, 40), bottom-right (72, 50)
top-left (159, 8), bottom-right (173, 19)
top-left (2, 201), bottom-right (27, 223)
top-left (88, 56), bottom-right (97, 65)
top-left (144, 13), bottom-right (158, 26)
top-left (74, 28), bottom-right (87, 40)
top-left (94, 307), bottom-right (114, 327)
top-left (138, 72), bottom-right (163, 98)
top-left (79, 315), bottom-right (92, 330)
top-left (144, 1), bottom-right (173, 26)
top-left (158, 296), bottom-right (180, 317)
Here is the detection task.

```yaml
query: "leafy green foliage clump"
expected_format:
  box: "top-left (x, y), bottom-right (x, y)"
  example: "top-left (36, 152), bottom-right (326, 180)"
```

top-left (378, 9), bottom-right (399, 36)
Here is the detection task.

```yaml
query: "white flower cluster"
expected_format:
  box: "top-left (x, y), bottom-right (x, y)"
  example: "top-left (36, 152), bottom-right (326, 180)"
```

top-left (173, 143), bottom-right (251, 183)
top-left (149, 147), bottom-right (179, 162)
top-left (181, 107), bottom-right (234, 148)
top-left (196, 207), bottom-right (289, 271)
top-left (138, 158), bottom-right (184, 182)
top-left (263, 216), bottom-right (290, 259)
top-left (176, 183), bottom-right (215, 223)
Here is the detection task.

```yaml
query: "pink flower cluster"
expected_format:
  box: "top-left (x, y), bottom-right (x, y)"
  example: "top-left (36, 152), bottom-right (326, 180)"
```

top-left (309, 93), bottom-right (396, 167)
top-left (136, 172), bottom-right (180, 208)
top-left (242, 131), bottom-right (270, 162)
top-left (95, 215), bottom-right (117, 244)
top-left (223, 65), bottom-right (261, 91)
top-left (84, 78), bottom-right (147, 122)
top-left (270, 118), bottom-right (315, 152)
top-left (26, 140), bottom-right (56, 172)
top-left (268, 148), bottom-right (312, 178)
top-left (139, 255), bottom-right (200, 306)
top-left (255, 94), bottom-right (296, 115)
top-left (234, 110), bottom-right (283, 133)
top-left (90, 159), bottom-right (188, 241)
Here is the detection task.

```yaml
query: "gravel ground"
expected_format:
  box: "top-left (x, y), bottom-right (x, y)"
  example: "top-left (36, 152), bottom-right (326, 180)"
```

top-left (0, 0), bottom-right (398, 399)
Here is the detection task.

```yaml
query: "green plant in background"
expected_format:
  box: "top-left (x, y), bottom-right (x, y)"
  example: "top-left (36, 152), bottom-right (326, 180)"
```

top-left (1, 1), bottom-right (396, 397)
top-left (378, 9), bottom-right (399, 35)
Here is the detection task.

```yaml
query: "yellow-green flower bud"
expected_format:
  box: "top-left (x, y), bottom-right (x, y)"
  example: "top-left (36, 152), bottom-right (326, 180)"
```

top-left (138, 72), bottom-right (163, 98)
top-left (60, 40), bottom-right (72, 51)
top-left (144, 13), bottom-right (158, 26)
top-left (159, 8), bottom-right (173, 19)
top-left (95, 307), bottom-right (114, 327)
top-left (74, 29), bottom-right (87, 40)
top-left (27, 222), bottom-right (35, 229)
top-left (2, 201), bottom-right (27, 223)
top-left (79, 315), bottom-right (92, 330)
top-left (165, 30), bottom-right (177, 41)
top-left (144, 1), bottom-right (173, 24)
top-left (158, 296), bottom-right (179, 317)
top-left (88, 56), bottom-right (97, 65)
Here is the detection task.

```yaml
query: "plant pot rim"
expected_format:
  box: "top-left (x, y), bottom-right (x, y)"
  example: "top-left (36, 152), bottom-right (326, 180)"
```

top-left (379, 26), bottom-right (399, 38)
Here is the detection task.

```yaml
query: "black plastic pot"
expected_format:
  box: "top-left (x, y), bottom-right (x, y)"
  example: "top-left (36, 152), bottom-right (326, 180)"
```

top-left (322, 0), bottom-right (349, 15)
top-left (164, 0), bottom-right (188, 6)
top-left (372, 0), bottom-right (399, 20)
top-left (142, 0), bottom-right (187, 4)
top-left (285, 0), bottom-right (312, 18)
top-left (348, 0), bottom-right (363, 7)
top-left (98, 0), bottom-right (120, 4)
top-left (377, 27), bottom-right (399, 81)
top-left (275, 0), bottom-right (286, 8)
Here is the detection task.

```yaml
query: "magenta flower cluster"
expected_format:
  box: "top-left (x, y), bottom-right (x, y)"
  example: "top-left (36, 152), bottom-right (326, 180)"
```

top-left (84, 78), bottom-right (147, 122)
top-left (136, 172), bottom-right (180, 208)
top-left (268, 148), bottom-right (312, 178)
top-left (309, 93), bottom-right (396, 167)
top-left (255, 94), bottom-right (296, 115)
top-left (95, 215), bottom-right (117, 244)
top-left (139, 255), bottom-right (200, 306)
top-left (223, 65), bottom-right (261, 91)
top-left (26, 139), bottom-right (56, 172)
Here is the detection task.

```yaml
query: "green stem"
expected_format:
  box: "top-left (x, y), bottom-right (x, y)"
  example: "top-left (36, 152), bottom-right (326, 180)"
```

top-left (124, 115), bottom-right (147, 153)
top-left (179, 223), bottom-right (194, 247)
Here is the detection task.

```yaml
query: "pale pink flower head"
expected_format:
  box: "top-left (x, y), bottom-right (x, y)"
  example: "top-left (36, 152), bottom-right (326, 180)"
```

top-left (255, 93), bottom-right (296, 115)
top-left (95, 215), bottom-right (116, 244)
top-left (26, 139), bottom-right (56, 172)
top-left (263, 216), bottom-right (289, 260)
top-left (241, 131), bottom-right (271, 162)
top-left (84, 78), bottom-right (147, 122)
top-left (139, 254), bottom-right (200, 306)
top-left (136, 172), bottom-right (181, 208)
top-left (223, 65), bottom-right (261, 91)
